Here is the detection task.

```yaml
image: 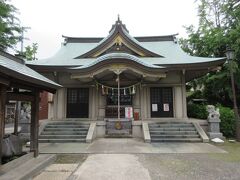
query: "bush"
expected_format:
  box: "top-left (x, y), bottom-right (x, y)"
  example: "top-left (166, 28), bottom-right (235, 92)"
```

top-left (217, 106), bottom-right (235, 138)
top-left (187, 90), bottom-right (204, 103)
top-left (188, 104), bottom-right (236, 138)
top-left (187, 103), bottom-right (208, 119)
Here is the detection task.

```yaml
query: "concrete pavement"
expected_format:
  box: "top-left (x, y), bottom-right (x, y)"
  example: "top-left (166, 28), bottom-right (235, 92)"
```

top-left (69, 154), bottom-right (151, 180)
top-left (39, 138), bottom-right (226, 154)
top-left (32, 139), bottom-right (240, 180)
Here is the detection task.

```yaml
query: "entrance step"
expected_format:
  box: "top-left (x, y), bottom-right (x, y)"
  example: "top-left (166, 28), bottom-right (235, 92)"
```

top-left (45, 124), bottom-right (89, 128)
top-left (39, 135), bottom-right (87, 139)
top-left (150, 131), bottom-right (198, 135)
top-left (39, 121), bottom-right (90, 143)
top-left (41, 131), bottom-right (88, 135)
top-left (151, 138), bottom-right (202, 142)
top-left (150, 134), bottom-right (200, 138)
top-left (149, 127), bottom-right (196, 131)
top-left (149, 122), bottom-right (203, 143)
top-left (43, 128), bottom-right (88, 131)
top-left (39, 139), bottom-right (86, 143)
top-left (149, 123), bottom-right (193, 128)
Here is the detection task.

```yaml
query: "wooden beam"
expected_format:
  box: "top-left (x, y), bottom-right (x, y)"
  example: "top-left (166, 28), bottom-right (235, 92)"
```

top-left (0, 85), bottom-right (7, 165)
top-left (0, 77), bottom-right (10, 86)
top-left (30, 91), bottom-right (40, 157)
top-left (7, 92), bottom-right (34, 102)
top-left (10, 80), bottom-right (56, 94)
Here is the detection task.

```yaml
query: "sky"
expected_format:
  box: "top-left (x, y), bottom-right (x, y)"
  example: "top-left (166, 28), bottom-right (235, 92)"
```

top-left (11, 0), bottom-right (199, 59)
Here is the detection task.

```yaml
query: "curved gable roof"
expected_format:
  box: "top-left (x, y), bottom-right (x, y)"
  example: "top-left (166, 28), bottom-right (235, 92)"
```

top-left (70, 53), bottom-right (164, 70)
top-left (75, 18), bottom-right (163, 58)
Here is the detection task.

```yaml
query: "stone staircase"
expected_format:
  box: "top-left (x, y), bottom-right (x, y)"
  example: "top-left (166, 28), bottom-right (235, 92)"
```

top-left (149, 122), bottom-right (202, 142)
top-left (39, 121), bottom-right (90, 143)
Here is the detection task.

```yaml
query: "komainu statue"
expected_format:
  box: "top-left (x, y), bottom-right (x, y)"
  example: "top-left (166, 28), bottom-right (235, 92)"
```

top-left (206, 105), bottom-right (223, 139)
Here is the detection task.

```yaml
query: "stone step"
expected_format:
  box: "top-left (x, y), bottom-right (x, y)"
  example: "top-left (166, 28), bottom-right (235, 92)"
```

top-left (48, 121), bottom-right (90, 126)
top-left (39, 139), bottom-right (86, 143)
top-left (41, 131), bottom-right (88, 135)
top-left (43, 127), bottom-right (89, 131)
top-left (45, 124), bottom-right (89, 128)
top-left (151, 138), bottom-right (202, 142)
top-left (39, 121), bottom-right (90, 143)
top-left (39, 135), bottom-right (87, 139)
top-left (149, 127), bottom-right (196, 131)
top-left (150, 134), bottom-right (200, 138)
top-left (150, 130), bottom-right (198, 135)
top-left (149, 123), bottom-right (193, 128)
top-left (148, 122), bottom-right (203, 143)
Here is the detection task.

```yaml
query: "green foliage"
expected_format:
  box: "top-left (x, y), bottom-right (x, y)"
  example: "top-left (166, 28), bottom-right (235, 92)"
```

top-left (22, 43), bottom-right (38, 60)
top-left (187, 90), bottom-right (204, 102)
top-left (180, 0), bottom-right (240, 107)
top-left (217, 105), bottom-right (235, 138)
top-left (0, 0), bottom-right (22, 50)
top-left (187, 104), bottom-right (208, 119)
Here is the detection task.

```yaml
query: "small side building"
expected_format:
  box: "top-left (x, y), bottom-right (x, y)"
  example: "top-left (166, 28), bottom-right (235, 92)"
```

top-left (0, 50), bottom-right (61, 164)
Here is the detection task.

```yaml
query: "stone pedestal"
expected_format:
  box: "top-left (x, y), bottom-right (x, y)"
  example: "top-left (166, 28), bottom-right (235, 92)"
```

top-left (208, 118), bottom-right (223, 139)
top-left (207, 105), bottom-right (223, 139)
top-left (105, 118), bottom-right (132, 136)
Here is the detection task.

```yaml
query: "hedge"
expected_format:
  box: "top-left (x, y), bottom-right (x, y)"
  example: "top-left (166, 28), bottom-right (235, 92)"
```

top-left (187, 104), bottom-right (236, 138)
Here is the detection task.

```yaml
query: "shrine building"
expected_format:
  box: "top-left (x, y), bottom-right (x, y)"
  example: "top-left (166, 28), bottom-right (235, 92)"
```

top-left (28, 18), bottom-right (225, 142)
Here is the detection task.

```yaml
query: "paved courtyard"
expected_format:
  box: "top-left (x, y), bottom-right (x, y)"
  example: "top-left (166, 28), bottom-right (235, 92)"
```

top-left (32, 139), bottom-right (240, 180)
top-left (33, 152), bottom-right (240, 180)
top-left (39, 138), bottom-right (226, 154)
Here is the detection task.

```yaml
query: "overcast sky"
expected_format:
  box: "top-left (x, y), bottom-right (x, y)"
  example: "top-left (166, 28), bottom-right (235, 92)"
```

top-left (11, 0), bottom-right (199, 59)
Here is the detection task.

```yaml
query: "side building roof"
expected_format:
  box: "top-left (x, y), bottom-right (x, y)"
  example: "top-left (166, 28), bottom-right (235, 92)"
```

top-left (0, 50), bottom-right (62, 92)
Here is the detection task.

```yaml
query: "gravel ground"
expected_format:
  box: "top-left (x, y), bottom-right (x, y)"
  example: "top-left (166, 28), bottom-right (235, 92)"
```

top-left (138, 153), bottom-right (240, 180)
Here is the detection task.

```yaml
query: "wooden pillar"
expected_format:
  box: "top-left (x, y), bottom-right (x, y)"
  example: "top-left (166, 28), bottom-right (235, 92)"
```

top-left (0, 85), bottom-right (7, 164)
top-left (30, 91), bottom-right (40, 157)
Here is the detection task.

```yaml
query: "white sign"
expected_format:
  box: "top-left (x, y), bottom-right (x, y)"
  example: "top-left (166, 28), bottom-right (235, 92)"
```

top-left (125, 107), bottom-right (133, 118)
top-left (163, 104), bottom-right (169, 111)
top-left (152, 104), bottom-right (158, 112)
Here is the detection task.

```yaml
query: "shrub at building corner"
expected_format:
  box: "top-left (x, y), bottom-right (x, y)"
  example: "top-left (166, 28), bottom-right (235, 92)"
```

top-left (187, 104), bottom-right (236, 138)
top-left (187, 104), bottom-right (208, 119)
top-left (217, 106), bottom-right (235, 138)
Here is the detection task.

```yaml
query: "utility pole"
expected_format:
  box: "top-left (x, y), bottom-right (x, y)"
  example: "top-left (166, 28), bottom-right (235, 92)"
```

top-left (20, 26), bottom-right (31, 54)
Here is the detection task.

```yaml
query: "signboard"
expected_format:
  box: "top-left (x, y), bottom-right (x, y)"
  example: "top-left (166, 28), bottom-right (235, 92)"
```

top-left (152, 104), bottom-right (158, 112)
top-left (125, 107), bottom-right (133, 118)
top-left (163, 103), bottom-right (169, 111)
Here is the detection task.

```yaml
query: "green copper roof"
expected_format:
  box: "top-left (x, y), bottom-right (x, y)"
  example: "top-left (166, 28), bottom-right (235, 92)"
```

top-left (27, 19), bottom-right (225, 69)
top-left (27, 40), bottom-right (225, 68)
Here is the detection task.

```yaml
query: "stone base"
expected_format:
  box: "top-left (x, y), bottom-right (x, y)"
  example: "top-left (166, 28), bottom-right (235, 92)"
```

top-left (2, 135), bottom-right (23, 157)
top-left (105, 118), bottom-right (132, 135)
top-left (208, 132), bottom-right (223, 139)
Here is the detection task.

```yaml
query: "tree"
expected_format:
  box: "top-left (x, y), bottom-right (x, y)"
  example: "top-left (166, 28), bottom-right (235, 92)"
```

top-left (180, 0), bottom-right (240, 107)
top-left (0, 0), bottom-right (22, 50)
top-left (22, 43), bottom-right (38, 61)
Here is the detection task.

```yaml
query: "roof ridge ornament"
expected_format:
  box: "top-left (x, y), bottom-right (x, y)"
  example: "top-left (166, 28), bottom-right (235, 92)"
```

top-left (109, 15), bottom-right (129, 33)
top-left (74, 16), bottom-right (163, 58)
top-left (117, 14), bottom-right (120, 23)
